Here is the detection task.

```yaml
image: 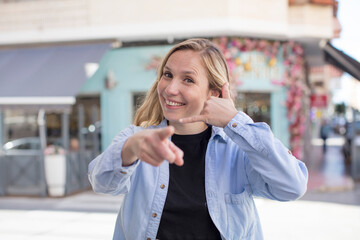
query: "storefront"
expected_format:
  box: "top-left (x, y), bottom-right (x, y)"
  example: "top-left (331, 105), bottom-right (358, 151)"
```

top-left (215, 37), bottom-right (309, 159)
top-left (0, 42), bottom-right (108, 196)
top-left (80, 44), bottom-right (173, 148)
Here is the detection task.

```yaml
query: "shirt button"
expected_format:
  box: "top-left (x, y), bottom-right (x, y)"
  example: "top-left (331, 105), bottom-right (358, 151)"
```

top-left (147, 238), bottom-right (151, 240)
top-left (160, 184), bottom-right (165, 189)
top-left (232, 122), bottom-right (237, 128)
top-left (288, 150), bottom-right (292, 155)
top-left (152, 213), bottom-right (157, 218)
top-left (120, 171), bottom-right (127, 174)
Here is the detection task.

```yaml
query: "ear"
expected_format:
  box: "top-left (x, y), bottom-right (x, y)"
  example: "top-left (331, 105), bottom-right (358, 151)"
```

top-left (209, 89), bottom-right (221, 98)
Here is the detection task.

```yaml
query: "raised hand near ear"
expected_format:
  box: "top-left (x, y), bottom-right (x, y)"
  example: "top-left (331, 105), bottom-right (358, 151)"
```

top-left (179, 82), bottom-right (238, 128)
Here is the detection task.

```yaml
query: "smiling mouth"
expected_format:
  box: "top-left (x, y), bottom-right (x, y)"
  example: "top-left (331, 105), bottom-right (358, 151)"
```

top-left (164, 98), bottom-right (185, 106)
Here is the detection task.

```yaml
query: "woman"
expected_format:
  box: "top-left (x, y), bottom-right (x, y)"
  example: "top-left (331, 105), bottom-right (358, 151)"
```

top-left (88, 38), bottom-right (308, 240)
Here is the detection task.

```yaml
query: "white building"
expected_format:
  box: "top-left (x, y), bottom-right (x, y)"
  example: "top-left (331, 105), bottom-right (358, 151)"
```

top-left (1, 0), bottom-right (349, 195)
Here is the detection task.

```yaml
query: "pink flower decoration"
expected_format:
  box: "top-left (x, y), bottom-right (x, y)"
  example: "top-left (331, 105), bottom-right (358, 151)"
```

top-left (211, 37), bottom-right (308, 157)
top-left (271, 79), bottom-right (285, 86)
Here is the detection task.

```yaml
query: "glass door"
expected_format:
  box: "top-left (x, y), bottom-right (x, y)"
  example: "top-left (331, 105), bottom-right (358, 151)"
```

top-left (235, 92), bottom-right (271, 126)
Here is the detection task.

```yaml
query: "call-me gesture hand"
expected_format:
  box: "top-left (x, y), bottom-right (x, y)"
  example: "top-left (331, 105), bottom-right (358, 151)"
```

top-left (180, 82), bottom-right (238, 128)
top-left (122, 126), bottom-right (184, 167)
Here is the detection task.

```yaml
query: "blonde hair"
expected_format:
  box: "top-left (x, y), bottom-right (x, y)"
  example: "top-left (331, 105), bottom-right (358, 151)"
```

top-left (134, 38), bottom-right (230, 127)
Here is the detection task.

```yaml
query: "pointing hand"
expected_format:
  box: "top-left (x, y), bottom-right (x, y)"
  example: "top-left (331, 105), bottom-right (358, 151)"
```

top-left (122, 126), bottom-right (184, 167)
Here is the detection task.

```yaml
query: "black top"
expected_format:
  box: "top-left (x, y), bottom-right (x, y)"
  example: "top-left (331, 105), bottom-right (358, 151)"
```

top-left (156, 126), bottom-right (221, 240)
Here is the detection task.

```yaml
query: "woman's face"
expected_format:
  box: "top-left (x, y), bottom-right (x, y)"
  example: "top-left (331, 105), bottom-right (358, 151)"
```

top-left (157, 50), bottom-right (215, 125)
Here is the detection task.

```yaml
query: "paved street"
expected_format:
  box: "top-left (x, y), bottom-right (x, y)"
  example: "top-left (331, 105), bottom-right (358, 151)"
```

top-left (1, 135), bottom-right (360, 239)
top-left (1, 190), bottom-right (360, 240)
top-left (0, 192), bottom-right (122, 240)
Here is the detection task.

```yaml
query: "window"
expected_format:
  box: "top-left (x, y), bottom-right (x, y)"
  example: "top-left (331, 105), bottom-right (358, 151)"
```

top-left (235, 92), bottom-right (271, 125)
top-left (69, 95), bottom-right (101, 152)
top-left (4, 109), bottom-right (38, 141)
top-left (132, 92), bottom-right (147, 120)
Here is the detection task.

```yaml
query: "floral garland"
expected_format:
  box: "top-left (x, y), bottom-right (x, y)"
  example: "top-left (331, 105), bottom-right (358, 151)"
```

top-left (145, 37), bottom-right (309, 158)
top-left (212, 37), bottom-right (309, 159)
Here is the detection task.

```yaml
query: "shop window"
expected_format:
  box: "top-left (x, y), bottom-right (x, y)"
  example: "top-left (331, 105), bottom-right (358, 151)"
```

top-left (235, 92), bottom-right (271, 126)
top-left (132, 92), bottom-right (147, 120)
top-left (70, 95), bottom-right (101, 152)
top-left (4, 109), bottom-right (38, 141)
top-left (3, 109), bottom-right (62, 147)
top-left (46, 113), bottom-right (62, 144)
top-left (313, 81), bottom-right (324, 87)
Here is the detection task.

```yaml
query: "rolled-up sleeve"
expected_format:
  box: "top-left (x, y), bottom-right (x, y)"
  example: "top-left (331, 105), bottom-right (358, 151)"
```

top-left (88, 125), bottom-right (140, 195)
top-left (224, 111), bottom-right (308, 201)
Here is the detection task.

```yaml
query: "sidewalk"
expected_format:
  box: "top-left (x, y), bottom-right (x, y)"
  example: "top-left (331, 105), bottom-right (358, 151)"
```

top-left (1, 191), bottom-right (360, 240)
top-left (1, 136), bottom-right (360, 240)
top-left (303, 134), bottom-right (360, 205)
top-left (0, 192), bottom-right (122, 240)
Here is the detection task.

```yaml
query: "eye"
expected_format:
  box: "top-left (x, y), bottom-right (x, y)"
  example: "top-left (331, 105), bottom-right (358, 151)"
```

top-left (184, 78), bottom-right (194, 83)
top-left (163, 71), bottom-right (172, 79)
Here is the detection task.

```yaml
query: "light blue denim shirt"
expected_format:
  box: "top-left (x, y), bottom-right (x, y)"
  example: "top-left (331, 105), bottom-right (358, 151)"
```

top-left (88, 112), bottom-right (308, 240)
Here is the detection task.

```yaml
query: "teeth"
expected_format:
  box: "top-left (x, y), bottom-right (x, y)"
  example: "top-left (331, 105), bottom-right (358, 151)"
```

top-left (165, 99), bottom-right (184, 106)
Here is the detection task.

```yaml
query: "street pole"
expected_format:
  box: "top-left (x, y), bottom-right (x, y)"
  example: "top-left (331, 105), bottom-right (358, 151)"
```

top-left (37, 109), bottom-right (46, 150)
top-left (37, 108), bottom-right (47, 197)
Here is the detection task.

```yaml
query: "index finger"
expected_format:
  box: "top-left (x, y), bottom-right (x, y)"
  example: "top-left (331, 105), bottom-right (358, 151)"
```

top-left (179, 115), bottom-right (206, 124)
top-left (168, 141), bottom-right (184, 166)
top-left (157, 126), bottom-right (175, 140)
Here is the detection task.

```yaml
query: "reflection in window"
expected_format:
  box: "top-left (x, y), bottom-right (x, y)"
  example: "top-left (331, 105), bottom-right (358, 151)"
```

top-left (70, 95), bottom-right (101, 152)
top-left (4, 109), bottom-right (38, 141)
top-left (132, 92), bottom-right (147, 120)
top-left (235, 92), bottom-right (271, 126)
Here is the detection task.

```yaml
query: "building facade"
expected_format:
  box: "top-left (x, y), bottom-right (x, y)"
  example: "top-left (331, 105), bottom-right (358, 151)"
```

top-left (0, 0), bottom-right (339, 193)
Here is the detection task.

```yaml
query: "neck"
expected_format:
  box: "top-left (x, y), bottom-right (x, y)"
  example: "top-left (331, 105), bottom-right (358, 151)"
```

top-left (168, 120), bottom-right (208, 135)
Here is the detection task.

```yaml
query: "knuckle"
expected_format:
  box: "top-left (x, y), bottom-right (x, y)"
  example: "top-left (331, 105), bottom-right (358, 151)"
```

top-left (139, 143), bottom-right (147, 152)
top-left (153, 161), bottom-right (161, 167)
top-left (139, 152), bottom-right (146, 160)
top-left (144, 135), bottom-right (152, 143)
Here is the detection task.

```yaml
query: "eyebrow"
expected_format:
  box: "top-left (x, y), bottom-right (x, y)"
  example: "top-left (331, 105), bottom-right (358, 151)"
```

top-left (163, 66), bottom-right (197, 76)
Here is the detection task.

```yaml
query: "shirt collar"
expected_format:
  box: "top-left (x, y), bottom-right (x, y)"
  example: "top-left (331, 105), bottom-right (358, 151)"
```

top-left (211, 126), bottom-right (227, 142)
top-left (159, 119), bottom-right (168, 127)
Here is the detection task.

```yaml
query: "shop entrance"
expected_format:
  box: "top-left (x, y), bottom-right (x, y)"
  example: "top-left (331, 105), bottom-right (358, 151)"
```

top-left (0, 95), bottom-right (101, 196)
top-left (235, 92), bottom-right (271, 126)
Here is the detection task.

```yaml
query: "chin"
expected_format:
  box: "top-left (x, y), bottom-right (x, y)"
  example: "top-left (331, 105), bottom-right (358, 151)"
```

top-left (163, 114), bottom-right (181, 123)
top-left (164, 116), bottom-right (180, 123)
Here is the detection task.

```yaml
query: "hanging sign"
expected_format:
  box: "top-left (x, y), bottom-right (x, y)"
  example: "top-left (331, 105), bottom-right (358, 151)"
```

top-left (310, 94), bottom-right (328, 108)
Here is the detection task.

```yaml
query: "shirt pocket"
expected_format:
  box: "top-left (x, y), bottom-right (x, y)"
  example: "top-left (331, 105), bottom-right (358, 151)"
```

top-left (224, 191), bottom-right (256, 239)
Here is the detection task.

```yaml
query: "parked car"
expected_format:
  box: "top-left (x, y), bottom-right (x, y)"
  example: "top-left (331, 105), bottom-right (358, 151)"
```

top-left (2, 137), bottom-right (62, 153)
top-left (3, 137), bottom-right (41, 152)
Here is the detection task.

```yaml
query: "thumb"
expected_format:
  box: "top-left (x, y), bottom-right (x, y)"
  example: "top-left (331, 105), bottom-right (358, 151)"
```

top-left (157, 126), bottom-right (175, 140)
top-left (222, 82), bottom-right (231, 99)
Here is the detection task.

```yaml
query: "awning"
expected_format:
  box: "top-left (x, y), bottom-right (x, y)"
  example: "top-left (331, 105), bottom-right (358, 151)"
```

top-left (323, 42), bottom-right (360, 81)
top-left (0, 43), bottom-right (110, 111)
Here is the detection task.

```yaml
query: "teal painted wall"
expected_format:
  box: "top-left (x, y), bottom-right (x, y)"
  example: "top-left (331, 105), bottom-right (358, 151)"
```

top-left (233, 51), bottom-right (289, 147)
top-left (81, 45), bottom-right (290, 150)
top-left (81, 45), bottom-right (172, 149)
top-left (271, 89), bottom-right (289, 147)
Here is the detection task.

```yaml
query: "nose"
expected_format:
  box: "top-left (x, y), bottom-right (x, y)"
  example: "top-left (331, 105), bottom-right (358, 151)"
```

top-left (164, 79), bottom-right (180, 96)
